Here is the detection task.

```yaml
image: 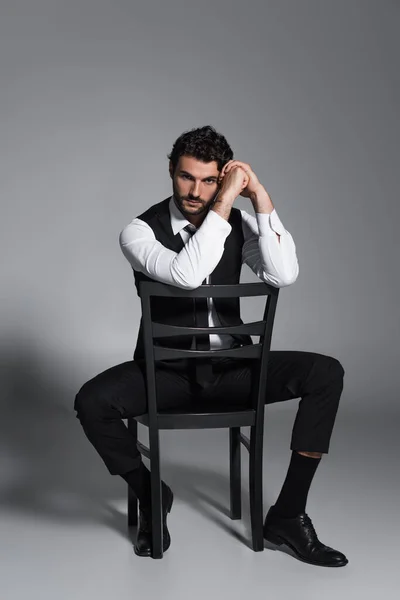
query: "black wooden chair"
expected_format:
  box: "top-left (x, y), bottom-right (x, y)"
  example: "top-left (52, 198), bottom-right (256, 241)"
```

top-left (127, 281), bottom-right (279, 558)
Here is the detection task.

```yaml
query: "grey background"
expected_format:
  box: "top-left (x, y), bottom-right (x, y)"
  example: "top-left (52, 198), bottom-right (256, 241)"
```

top-left (0, 1), bottom-right (398, 599)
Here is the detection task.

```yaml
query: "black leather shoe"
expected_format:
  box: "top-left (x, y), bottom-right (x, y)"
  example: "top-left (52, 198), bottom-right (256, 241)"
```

top-left (263, 507), bottom-right (348, 567)
top-left (134, 482), bottom-right (174, 557)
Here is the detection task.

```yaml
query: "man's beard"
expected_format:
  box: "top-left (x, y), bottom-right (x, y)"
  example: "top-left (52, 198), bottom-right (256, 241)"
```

top-left (172, 183), bottom-right (217, 216)
top-left (173, 190), bottom-right (206, 215)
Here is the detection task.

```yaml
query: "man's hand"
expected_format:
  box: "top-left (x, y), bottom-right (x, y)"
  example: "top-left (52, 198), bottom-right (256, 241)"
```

top-left (218, 159), bottom-right (275, 217)
top-left (219, 160), bottom-right (262, 199)
top-left (215, 159), bottom-right (277, 243)
top-left (215, 164), bottom-right (250, 204)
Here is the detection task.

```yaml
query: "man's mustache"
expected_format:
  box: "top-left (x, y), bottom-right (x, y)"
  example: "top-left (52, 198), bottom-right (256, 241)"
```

top-left (181, 191), bottom-right (219, 203)
top-left (182, 197), bottom-right (203, 203)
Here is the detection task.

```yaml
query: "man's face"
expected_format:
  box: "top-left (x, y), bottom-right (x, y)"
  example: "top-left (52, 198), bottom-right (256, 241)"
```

top-left (169, 155), bottom-right (221, 219)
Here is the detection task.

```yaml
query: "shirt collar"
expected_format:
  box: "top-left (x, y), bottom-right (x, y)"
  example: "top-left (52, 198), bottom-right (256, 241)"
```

top-left (169, 195), bottom-right (197, 235)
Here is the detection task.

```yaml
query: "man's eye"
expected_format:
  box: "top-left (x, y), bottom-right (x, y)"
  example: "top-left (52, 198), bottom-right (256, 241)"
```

top-left (181, 174), bottom-right (215, 183)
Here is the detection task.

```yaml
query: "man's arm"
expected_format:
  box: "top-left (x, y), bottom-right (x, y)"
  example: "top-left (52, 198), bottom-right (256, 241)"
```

top-left (214, 162), bottom-right (299, 287)
top-left (119, 211), bottom-right (232, 289)
top-left (241, 208), bottom-right (299, 287)
top-left (249, 188), bottom-right (280, 243)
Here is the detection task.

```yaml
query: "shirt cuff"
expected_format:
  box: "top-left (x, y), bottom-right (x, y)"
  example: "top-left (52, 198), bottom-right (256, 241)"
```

top-left (255, 208), bottom-right (286, 236)
top-left (203, 207), bottom-right (233, 234)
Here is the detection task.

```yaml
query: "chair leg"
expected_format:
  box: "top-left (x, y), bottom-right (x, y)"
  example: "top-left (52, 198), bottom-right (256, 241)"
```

top-left (127, 419), bottom-right (138, 527)
top-left (229, 427), bottom-right (242, 520)
top-left (149, 426), bottom-right (163, 559)
top-left (249, 424), bottom-right (264, 552)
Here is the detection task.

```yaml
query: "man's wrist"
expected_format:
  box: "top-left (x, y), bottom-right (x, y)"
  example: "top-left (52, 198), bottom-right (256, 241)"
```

top-left (250, 185), bottom-right (274, 214)
top-left (214, 190), bottom-right (236, 205)
top-left (211, 195), bottom-right (235, 221)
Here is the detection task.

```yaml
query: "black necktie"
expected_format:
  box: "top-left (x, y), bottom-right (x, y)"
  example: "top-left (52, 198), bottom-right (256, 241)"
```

top-left (184, 225), bottom-right (213, 385)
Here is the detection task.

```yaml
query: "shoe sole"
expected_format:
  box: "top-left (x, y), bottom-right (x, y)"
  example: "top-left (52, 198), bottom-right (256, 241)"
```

top-left (134, 489), bottom-right (174, 557)
top-left (264, 529), bottom-right (348, 567)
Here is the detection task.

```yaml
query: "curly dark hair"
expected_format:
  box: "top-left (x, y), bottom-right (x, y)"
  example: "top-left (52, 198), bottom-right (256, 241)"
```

top-left (167, 125), bottom-right (234, 174)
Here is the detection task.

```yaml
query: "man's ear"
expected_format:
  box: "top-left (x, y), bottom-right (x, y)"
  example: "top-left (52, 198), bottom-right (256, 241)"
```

top-left (169, 161), bottom-right (174, 179)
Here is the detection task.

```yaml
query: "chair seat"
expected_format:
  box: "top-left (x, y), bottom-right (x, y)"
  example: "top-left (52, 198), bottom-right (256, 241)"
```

top-left (135, 407), bottom-right (256, 429)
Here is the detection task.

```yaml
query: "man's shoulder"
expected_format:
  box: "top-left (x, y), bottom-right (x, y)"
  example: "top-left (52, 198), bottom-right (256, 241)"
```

top-left (119, 196), bottom-right (171, 243)
top-left (136, 196), bottom-right (171, 222)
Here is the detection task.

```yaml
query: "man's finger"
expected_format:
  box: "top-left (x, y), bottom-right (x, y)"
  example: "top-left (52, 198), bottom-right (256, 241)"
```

top-left (221, 159), bottom-right (234, 175)
top-left (221, 164), bottom-right (245, 178)
top-left (224, 161), bottom-right (249, 175)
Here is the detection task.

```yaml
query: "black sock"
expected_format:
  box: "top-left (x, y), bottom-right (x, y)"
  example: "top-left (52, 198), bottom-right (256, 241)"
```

top-left (272, 450), bottom-right (321, 518)
top-left (120, 462), bottom-right (168, 511)
top-left (120, 461), bottom-right (152, 507)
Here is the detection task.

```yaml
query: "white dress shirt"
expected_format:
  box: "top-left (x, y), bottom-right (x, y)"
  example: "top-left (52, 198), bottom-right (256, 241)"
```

top-left (120, 196), bottom-right (299, 350)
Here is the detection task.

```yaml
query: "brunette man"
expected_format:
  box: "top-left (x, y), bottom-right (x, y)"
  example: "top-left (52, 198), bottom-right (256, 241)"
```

top-left (74, 125), bottom-right (348, 566)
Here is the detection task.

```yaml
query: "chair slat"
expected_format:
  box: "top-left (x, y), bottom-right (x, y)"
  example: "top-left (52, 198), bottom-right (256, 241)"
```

top-left (153, 343), bottom-right (262, 361)
top-left (152, 320), bottom-right (265, 338)
top-left (140, 281), bottom-right (278, 299)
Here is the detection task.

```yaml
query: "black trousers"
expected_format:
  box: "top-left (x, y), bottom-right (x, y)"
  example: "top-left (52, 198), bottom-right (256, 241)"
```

top-left (74, 351), bottom-right (345, 476)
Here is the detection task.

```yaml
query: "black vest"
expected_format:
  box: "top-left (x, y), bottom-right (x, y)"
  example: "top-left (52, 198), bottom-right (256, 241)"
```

top-left (132, 196), bottom-right (252, 368)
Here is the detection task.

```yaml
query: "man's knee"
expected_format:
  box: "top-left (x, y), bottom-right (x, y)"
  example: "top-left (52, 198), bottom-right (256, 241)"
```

top-left (74, 381), bottom-right (105, 421)
top-left (313, 354), bottom-right (344, 378)
top-left (310, 354), bottom-right (345, 392)
top-left (326, 356), bottom-right (345, 380)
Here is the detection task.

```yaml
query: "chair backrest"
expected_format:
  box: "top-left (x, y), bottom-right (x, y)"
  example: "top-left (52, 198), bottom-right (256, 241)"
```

top-left (139, 281), bottom-right (280, 423)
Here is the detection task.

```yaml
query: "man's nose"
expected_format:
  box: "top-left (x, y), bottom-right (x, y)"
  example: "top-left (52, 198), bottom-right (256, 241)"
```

top-left (190, 181), bottom-right (201, 197)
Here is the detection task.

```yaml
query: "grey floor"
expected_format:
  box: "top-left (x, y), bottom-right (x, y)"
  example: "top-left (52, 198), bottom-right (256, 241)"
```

top-left (1, 401), bottom-right (398, 600)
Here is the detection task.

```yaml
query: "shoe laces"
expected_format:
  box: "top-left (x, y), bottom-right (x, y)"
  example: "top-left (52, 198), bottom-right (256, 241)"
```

top-left (300, 513), bottom-right (318, 539)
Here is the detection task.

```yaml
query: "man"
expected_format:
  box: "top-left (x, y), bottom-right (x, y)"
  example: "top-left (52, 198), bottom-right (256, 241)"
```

top-left (74, 125), bottom-right (348, 566)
